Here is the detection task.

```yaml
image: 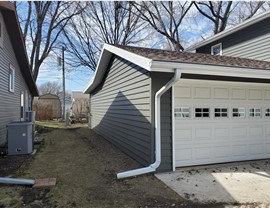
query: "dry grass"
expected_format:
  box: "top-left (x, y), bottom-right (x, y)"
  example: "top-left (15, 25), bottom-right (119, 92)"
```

top-left (0, 123), bottom-right (185, 208)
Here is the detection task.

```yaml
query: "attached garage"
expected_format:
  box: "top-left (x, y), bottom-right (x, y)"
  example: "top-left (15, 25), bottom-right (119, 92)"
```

top-left (174, 80), bottom-right (270, 167)
top-left (84, 44), bottom-right (270, 178)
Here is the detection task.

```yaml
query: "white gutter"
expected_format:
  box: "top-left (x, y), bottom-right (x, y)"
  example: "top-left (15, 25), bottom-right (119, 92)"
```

top-left (117, 69), bottom-right (182, 179)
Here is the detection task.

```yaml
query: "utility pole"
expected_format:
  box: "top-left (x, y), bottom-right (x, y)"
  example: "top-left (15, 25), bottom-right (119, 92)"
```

top-left (62, 46), bottom-right (66, 120)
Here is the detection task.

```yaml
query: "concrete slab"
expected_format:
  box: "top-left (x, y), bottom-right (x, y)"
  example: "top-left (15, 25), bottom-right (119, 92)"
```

top-left (155, 160), bottom-right (270, 204)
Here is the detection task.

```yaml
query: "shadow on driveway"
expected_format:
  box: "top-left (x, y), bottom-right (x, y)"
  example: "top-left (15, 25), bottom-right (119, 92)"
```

top-left (156, 160), bottom-right (270, 205)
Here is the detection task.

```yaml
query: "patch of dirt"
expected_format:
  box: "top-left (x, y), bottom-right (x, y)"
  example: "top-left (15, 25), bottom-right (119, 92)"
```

top-left (0, 155), bottom-right (30, 177)
top-left (3, 123), bottom-right (250, 207)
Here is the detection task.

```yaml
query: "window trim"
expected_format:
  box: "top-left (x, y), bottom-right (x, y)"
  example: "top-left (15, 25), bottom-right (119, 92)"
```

top-left (211, 43), bottom-right (222, 55)
top-left (232, 107), bottom-right (245, 118)
top-left (265, 108), bottom-right (270, 118)
top-left (249, 107), bottom-right (261, 118)
top-left (9, 64), bottom-right (15, 92)
top-left (194, 107), bottom-right (210, 119)
top-left (174, 107), bottom-right (190, 119)
top-left (214, 107), bottom-right (228, 118)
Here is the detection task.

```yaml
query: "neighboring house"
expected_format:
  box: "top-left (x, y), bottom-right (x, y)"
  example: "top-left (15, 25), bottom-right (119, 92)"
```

top-left (186, 10), bottom-right (270, 61)
top-left (70, 91), bottom-right (89, 120)
top-left (35, 94), bottom-right (61, 119)
top-left (0, 2), bottom-right (38, 146)
top-left (84, 44), bottom-right (270, 178)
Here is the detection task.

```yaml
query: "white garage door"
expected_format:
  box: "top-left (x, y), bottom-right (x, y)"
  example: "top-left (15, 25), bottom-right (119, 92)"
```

top-left (174, 79), bottom-right (270, 167)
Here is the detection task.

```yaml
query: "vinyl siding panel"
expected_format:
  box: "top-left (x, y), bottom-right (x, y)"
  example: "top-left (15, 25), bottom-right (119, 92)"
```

top-left (196, 18), bottom-right (270, 62)
top-left (151, 72), bottom-right (174, 172)
top-left (91, 56), bottom-right (152, 166)
top-left (0, 13), bottom-right (31, 145)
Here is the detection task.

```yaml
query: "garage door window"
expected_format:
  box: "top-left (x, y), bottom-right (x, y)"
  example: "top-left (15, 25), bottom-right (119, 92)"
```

top-left (232, 108), bottom-right (245, 118)
top-left (265, 108), bottom-right (270, 117)
top-left (195, 108), bottom-right (210, 118)
top-left (214, 108), bottom-right (228, 118)
top-left (249, 108), bottom-right (261, 118)
top-left (175, 107), bottom-right (190, 118)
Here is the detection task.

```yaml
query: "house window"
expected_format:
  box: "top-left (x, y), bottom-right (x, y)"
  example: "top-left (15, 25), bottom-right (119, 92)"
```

top-left (175, 107), bottom-right (190, 118)
top-left (195, 108), bottom-right (210, 118)
top-left (265, 108), bottom-right (270, 117)
top-left (9, 65), bottom-right (15, 92)
top-left (232, 107), bottom-right (245, 118)
top-left (249, 108), bottom-right (261, 118)
top-left (20, 91), bottom-right (24, 121)
top-left (211, 43), bottom-right (222, 55)
top-left (214, 108), bottom-right (228, 118)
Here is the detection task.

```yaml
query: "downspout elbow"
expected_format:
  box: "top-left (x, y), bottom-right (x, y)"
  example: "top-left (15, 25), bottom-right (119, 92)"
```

top-left (117, 69), bottom-right (182, 179)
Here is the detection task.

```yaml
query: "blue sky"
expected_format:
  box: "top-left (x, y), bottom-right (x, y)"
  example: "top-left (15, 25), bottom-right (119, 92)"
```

top-left (36, 50), bottom-right (94, 92)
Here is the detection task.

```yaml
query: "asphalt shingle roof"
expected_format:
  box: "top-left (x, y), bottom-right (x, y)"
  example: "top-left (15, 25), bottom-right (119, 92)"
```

top-left (115, 45), bottom-right (270, 70)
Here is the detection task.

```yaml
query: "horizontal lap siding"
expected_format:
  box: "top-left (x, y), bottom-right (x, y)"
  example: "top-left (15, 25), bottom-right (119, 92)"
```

top-left (0, 16), bottom-right (30, 146)
top-left (197, 18), bottom-right (270, 62)
top-left (151, 72), bottom-right (174, 172)
top-left (91, 56), bottom-right (152, 166)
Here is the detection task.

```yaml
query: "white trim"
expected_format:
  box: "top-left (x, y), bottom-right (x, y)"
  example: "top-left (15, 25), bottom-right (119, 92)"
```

top-left (211, 43), bottom-right (222, 55)
top-left (9, 64), bottom-right (15, 92)
top-left (84, 44), bottom-right (152, 94)
top-left (84, 44), bottom-right (270, 94)
top-left (186, 10), bottom-right (270, 52)
top-left (151, 61), bottom-right (270, 79)
top-left (172, 85), bottom-right (176, 171)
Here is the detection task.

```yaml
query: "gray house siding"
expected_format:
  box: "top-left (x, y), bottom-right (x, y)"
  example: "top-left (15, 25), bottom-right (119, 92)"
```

top-left (196, 18), bottom-right (270, 62)
top-left (0, 13), bottom-right (31, 145)
top-left (91, 55), bottom-right (153, 166)
top-left (151, 72), bottom-right (174, 172)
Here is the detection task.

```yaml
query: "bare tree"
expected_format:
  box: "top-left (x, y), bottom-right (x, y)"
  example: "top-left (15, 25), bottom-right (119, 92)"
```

top-left (38, 81), bottom-right (62, 96)
top-left (15, 1), bottom-right (83, 81)
top-left (228, 1), bottom-right (266, 25)
top-left (194, 1), bottom-right (236, 34)
top-left (131, 1), bottom-right (193, 51)
top-left (194, 1), bottom-right (266, 34)
top-left (63, 1), bottom-right (150, 71)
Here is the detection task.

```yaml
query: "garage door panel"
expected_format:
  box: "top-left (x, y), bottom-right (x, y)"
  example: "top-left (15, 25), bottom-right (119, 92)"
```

top-left (248, 89), bottom-right (262, 100)
top-left (194, 127), bottom-right (212, 140)
top-left (232, 88), bottom-right (246, 99)
top-left (175, 128), bottom-right (192, 141)
top-left (212, 145), bottom-right (231, 159)
top-left (249, 126), bottom-right (263, 137)
top-left (174, 80), bottom-right (270, 168)
top-left (214, 88), bottom-right (229, 99)
top-left (194, 146), bottom-right (211, 160)
top-left (174, 86), bottom-right (192, 98)
top-left (232, 126), bottom-right (247, 138)
top-left (264, 90), bottom-right (270, 100)
top-left (194, 87), bottom-right (211, 99)
top-left (231, 144), bottom-right (247, 157)
top-left (214, 127), bottom-right (230, 139)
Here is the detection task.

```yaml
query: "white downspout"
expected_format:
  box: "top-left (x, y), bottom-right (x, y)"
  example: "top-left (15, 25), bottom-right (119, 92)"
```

top-left (117, 69), bottom-right (182, 179)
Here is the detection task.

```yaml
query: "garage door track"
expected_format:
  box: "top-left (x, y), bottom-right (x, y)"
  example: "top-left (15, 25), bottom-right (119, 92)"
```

top-left (156, 160), bottom-right (270, 204)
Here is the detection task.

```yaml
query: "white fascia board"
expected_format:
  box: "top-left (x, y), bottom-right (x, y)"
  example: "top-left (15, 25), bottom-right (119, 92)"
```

top-left (84, 44), bottom-right (152, 94)
top-left (151, 61), bottom-right (270, 79)
top-left (104, 44), bottom-right (152, 71)
top-left (186, 10), bottom-right (270, 52)
top-left (84, 47), bottom-right (112, 94)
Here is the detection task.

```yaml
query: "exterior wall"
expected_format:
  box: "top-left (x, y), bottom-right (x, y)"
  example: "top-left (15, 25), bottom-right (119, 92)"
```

top-left (91, 55), bottom-right (152, 166)
top-left (196, 18), bottom-right (270, 62)
top-left (0, 12), bottom-right (31, 145)
top-left (151, 72), bottom-right (174, 172)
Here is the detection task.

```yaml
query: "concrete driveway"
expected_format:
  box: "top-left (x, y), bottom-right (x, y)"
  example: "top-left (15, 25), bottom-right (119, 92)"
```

top-left (155, 160), bottom-right (270, 204)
